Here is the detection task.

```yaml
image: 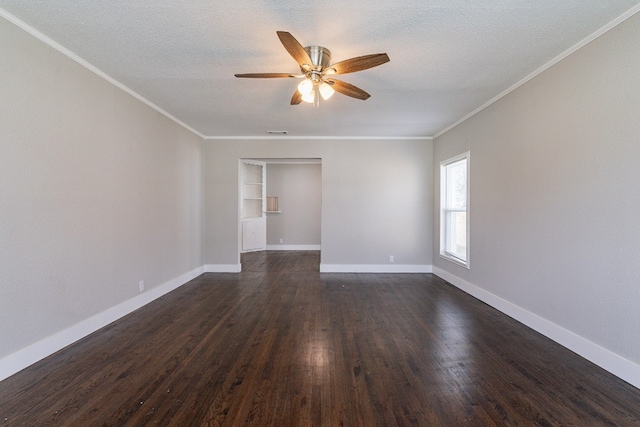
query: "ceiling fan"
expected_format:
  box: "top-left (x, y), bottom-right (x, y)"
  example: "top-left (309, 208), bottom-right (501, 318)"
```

top-left (235, 31), bottom-right (390, 106)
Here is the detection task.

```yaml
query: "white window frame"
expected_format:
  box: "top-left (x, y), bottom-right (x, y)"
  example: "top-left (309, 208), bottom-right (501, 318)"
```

top-left (440, 152), bottom-right (470, 268)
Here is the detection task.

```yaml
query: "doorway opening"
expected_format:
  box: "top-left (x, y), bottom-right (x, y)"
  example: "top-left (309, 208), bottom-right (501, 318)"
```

top-left (239, 158), bottom-right (322, 271)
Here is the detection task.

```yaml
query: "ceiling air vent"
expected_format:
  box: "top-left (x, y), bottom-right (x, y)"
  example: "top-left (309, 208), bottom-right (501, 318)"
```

top-left (266, 130), bottom-right (288, 135)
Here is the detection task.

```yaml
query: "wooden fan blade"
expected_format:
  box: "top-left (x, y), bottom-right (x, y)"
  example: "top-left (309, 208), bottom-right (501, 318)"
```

top-left (291, 90), bottom-right (302, 105)
top-left (234, 73), bottom-right (293, 78)
top-left (329, 53), bottom-right (390, 74)
top-left (277, 31), bottom-right (312, 66)
top-left (326, 79), bottom-right (370, 100)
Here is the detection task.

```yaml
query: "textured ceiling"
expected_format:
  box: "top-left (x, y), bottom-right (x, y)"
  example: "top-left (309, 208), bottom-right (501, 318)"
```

top-left (1, 1), bottom-right (639, 138)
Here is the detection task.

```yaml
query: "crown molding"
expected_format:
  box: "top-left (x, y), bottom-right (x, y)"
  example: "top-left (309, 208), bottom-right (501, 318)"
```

top-left (203, 135), bottom-right (433, 140)
top-left (7, 1), bottom-right (638, 144)
top-left (0, 8), bottom-right (206, 140)
top-left (1, 8), bottom-right (433, 142)
top-left (433, 3), bottom-right (640, 139)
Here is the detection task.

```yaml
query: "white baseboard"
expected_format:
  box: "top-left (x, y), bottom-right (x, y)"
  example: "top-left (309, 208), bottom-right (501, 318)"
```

top-left (0, 266), bottom-right (204, 382)
top-left (432, 267), bottom-right (640, 390)
top-left (320, 264), bottom-right (432, 273)
top-left (204, 264), bottom-right (241, 273)
top-left (265, 245), bottom-right (321, 251)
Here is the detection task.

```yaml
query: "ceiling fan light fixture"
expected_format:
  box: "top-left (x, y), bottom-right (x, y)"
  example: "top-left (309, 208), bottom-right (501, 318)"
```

top-left (301, 90), bottom-right (315, 104)
top-left (297, 78), bottom-right (313, 96)
top-left (319, 82), bottom-right (335, 100)
top-left (235, 31), bottom-right (390, 106)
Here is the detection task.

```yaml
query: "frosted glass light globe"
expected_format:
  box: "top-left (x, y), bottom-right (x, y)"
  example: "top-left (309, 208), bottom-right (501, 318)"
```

top-left (319, 82), bottom-right (335, 100)
top-left (301, 91), bottom-right (315, 103)
top-left (297, 79), bottom-right (313, 96)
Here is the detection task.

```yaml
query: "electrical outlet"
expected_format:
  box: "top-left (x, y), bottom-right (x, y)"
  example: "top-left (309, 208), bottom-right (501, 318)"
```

top-left (279, 238), bottom-right (284, 244)
top-left (139, 280), bottom-right (145, 292)
top-left (389, 255), bottom-right (394, 263)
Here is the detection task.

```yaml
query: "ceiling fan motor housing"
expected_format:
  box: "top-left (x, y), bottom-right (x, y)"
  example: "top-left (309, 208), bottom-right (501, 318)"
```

top-left (304, 46), bottom-right (331, 69)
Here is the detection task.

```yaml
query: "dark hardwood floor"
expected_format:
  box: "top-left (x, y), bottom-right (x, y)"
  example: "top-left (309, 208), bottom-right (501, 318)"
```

top-left (1, 251), bottom-right (639, 426)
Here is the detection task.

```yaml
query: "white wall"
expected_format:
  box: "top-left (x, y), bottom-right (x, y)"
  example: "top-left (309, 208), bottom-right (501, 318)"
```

top-left (204, 139), bottom-right (433, 272)
top-left (265, 163), bottom-right (322, 249)
top-left (433, 12), bottom-right (640, 387)
top-left (0, 18), bottom-right (203, 377)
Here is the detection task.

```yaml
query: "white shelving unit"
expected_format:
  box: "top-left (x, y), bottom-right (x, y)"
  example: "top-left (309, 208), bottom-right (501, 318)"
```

top-left (241, 160), bottom-right (267, 252)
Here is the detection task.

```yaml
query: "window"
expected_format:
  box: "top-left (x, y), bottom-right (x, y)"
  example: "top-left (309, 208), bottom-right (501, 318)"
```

top-left (440, 152), bottom-right (469, 267)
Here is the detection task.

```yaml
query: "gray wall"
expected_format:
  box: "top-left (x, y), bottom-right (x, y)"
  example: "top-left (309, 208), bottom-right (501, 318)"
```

top-left (433, 12), bottom-right (640, 374)
top-left (204, 139), bottom-right (433, 270)
top-left (0, 18), bottom-right (203, 362)
top-left (265, 163), bottom-right (322, 248)
top-left (8, 1), bottom-right (639, 390)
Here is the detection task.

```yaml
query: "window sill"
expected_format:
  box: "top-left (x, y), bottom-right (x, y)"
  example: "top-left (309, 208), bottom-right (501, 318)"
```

top-left (439, 253), bottom-right (469, 269)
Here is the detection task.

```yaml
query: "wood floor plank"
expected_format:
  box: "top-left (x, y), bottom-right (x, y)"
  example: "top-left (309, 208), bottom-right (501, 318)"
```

top-left (1, 251), bottom-right (639, 426)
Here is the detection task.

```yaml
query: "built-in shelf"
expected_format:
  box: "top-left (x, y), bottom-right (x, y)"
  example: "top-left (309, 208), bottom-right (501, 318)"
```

top-left (241, 160), bottom-right (267, 252)
top-left (242, 163), bottom-right (265, 219)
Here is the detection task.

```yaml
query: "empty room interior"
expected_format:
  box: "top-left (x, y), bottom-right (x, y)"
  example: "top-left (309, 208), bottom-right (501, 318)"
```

top-left (1, 1), bottom-right (640, 425)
